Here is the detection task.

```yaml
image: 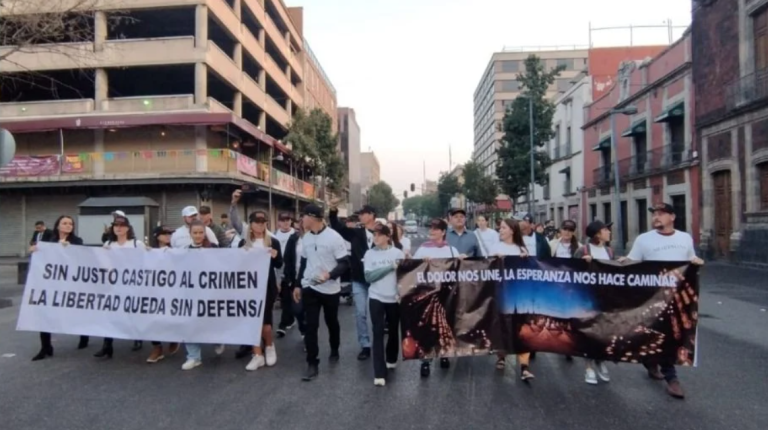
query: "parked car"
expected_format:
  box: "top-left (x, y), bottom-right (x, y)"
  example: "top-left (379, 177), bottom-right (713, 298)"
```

top-left (404, 220), bottom-right (418, 234)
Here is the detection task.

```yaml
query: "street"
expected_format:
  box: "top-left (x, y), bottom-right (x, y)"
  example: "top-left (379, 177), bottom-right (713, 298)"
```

top-left (1, 248), bottom-right (767, 430)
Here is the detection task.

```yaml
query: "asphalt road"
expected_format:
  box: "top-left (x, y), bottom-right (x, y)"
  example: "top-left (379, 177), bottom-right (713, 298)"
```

top-left (1, 242), bottom-right (768, 430)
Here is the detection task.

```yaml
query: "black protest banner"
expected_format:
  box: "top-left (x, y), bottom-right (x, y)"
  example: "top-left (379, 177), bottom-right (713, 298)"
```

top-left (397, 257), bottom-right (699, 366)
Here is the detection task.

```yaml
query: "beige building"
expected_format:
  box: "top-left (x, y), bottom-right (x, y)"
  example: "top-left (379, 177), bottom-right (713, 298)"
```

top-left (0, 0), bottom-right (338, 256)
top-left (472, 47), bottom-right (589, 177)
top-left (360, 151), bottom-right (380, 195)
top-left (338, 107), bottom-right (362, 210)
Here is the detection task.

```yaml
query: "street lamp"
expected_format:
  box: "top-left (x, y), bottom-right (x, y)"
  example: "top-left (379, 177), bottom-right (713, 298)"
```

top-left (609, 104), bottom-right (638, 254)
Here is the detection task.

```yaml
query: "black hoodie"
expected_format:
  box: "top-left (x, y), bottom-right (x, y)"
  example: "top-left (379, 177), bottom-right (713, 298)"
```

top-left (329, 209), bottom-right (372, 284)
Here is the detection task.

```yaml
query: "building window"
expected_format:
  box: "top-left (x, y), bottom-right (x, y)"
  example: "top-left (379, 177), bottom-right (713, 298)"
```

top-left (566, 126), bottom-right (572, 155)
top-left (501, 60), bottom-right (521, 72)
top-left (755, 6), bottom-right (768, 71)
top-left (557, 58), bottom-right (573, 69)
top-left (634, 132), bottom-right (648, 174)
top-left (636, 198), bottom-right (648, 234)
top-left (669, 118), bottom-right (685, 165)
top-left (671, 195), bottom-right (687, 232)
top-left (603, 202), bottom-right (612, 224)
top-left (589, 203), bottom-right (597, 221)
top-left (759, 162), bottom-right (768, 210)
top-left (564, 172), bottom-right (572, 195)
top-left (501, 80), bottom-right (520, 92)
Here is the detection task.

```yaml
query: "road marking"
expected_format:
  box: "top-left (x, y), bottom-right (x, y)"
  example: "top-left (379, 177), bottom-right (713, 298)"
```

top-left (1, 353), bottom-right (16, 358)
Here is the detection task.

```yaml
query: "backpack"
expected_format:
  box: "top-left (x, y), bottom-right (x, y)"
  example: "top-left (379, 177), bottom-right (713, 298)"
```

top-left (580, 243), bottom-right (614, 260)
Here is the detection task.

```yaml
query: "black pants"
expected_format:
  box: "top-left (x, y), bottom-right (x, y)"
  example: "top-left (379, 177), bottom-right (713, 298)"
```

top-left (369, 298), bottom-right (400, 379)
top-left (303, 288), bottom-right (340, 365)
top-left (279, 281), bottom-right (306, 333)
top-left (40, 332), bottom-right (88, 348)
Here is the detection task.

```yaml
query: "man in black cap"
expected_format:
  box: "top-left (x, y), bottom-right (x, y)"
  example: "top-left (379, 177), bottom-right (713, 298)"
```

top-left (446, 208), bottom-right (480, 258)
top-left (623, 201), bottom-right (703, 399)
top-left (328, 204), bottom-right (378, 360)
top-left (513, 212), bottom-right (550, 258)
top-left (293, 204), bottom-right (350, 381)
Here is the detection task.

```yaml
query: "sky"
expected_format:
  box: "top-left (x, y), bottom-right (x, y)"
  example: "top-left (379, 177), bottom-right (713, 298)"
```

top-left (294, 0), bottom-right (693, 197)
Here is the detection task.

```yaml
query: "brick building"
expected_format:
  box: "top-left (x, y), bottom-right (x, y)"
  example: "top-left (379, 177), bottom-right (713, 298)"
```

top-left (693, 0), bottom-right (768, 263)
top-left (582, 30), bottom-right (699, 251)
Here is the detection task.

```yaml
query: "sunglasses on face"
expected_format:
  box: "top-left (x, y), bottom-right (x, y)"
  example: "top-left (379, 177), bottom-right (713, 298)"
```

top-left (113, 222), bottom-right (128, 227)
top-left (250, 218), bottom-right (268, 224)
top-left (561, 227), bottom-right (575, 232)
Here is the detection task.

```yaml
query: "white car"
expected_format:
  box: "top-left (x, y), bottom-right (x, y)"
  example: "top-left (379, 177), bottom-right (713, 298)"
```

top-left (404, 220), bottom-right (418, 234)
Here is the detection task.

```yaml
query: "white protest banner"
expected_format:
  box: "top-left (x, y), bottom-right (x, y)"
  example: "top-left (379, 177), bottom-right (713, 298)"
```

top-left (17, 242), bottom-right (271, 345)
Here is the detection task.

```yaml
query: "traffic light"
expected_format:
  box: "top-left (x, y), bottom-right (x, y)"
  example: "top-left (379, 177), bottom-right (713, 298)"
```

top-left (410, 183), bottom-right (415, 192)
top-left (404, 191), bottom-right (408, 199)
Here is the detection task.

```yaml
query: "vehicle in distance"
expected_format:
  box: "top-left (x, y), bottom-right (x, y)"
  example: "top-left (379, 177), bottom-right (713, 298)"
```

top-left (404, 220), bottom-right (418, 234)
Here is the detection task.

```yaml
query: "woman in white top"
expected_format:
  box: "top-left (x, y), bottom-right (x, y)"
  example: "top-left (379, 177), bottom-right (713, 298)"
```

top-left (548, 219), bottom-right (580, 258)
top-left (474, 215), bottom-right (499, 257)
top-left (389, 222), bottom-right (411, 257)
top-left (573, 220), bottom-right (615, 385)
top-left (490, 218), bottom-right (534, 381)
top-left (95, 215), bottom-right (147, 359)
top-left (412, 218), bottom-right (461, 378)
top-left (364, 223), bottom-right (406, 386)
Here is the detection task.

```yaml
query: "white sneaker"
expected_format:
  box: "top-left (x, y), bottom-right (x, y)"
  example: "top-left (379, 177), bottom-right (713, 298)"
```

top-left (596, 361), bottom-right (610, 382)
top-left (181, 359), bottom-right (202, 370)
top-left (386, 362), bottom-right (397, 369)
top-left (245, 354), bottom-right (266, 371)
top-left (214, 344), bottom-right (225, 356)
top-left (374, 378), bottom-right (386, 386)
top-left (585, 368), bottom-right (598, 385)
top-left (265, 345), bottom-right (277, 367)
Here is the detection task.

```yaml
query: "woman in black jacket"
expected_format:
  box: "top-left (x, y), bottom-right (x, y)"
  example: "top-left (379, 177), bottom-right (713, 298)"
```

top-left (30, 215), bottom-right (89, 361)
top-left (230, 209), bottom-right (283, 371)
top-left (278, 225), bottom-right (306, 337)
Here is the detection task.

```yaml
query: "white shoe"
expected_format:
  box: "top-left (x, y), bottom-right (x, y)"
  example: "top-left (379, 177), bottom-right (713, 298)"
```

top-left (595, 361), bottom-right (610, 382)
top-left (245, 354), bottom-right (266, 371)
top-left (386, 362), bottom-right (397, 369)
top-left (265, 345), bottom-right (277, 367)
top-left (214, 344), bottom-right (225, 356)
top-left (181, 359), bottom-right (202, 370)
top-left (585, 368), bottom-right (598, 385)
top-left (374, 378), bottom-right (386, 386)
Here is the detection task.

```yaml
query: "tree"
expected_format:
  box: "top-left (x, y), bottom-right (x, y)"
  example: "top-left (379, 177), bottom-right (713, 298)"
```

top-left (462, 160), bottom-right (498, 207)
top-left (286, 107), bottom-right (346, 199)
top-left (366, 181), bottom-right (399, 216)
top-left (496, 55), bottom-right (563, 203)
top-left (402, 193), bottom-right (443, 219)
top-left (437, 172), bottom-right (460, 213)
top-left (1, 1), bottom-right (131, 92)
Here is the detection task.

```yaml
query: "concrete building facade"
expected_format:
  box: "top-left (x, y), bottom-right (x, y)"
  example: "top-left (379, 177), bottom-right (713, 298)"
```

top-left (0, 0), bottom-right (338, 257)
top-left (472, 47), bottom-right (590, 177)
top-left (693, 0), bottom-right (768, 264)
top-left (338, 107), bottom-right (362, 211)
top-left (360, 151), bottom-right (380, 195)
top-left (581, 31), bottom-right (698, 251)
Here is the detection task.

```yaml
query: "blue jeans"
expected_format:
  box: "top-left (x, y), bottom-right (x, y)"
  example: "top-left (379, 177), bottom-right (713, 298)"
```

top-left (352, 281), bottom-right (371, 349)
top-left (186, 343), bottom-right (201, 361)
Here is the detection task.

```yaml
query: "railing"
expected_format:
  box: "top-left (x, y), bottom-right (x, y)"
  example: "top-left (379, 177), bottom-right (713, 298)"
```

top-left (0, 150), bottom-right (316, 199)
top-left (593, 164), bottom-right (613, 186)
top-left (552, 144), bottom-right (572, 160)
top-left (616, 143), bottom-right (695, 181)
top-left (725, 67), bottom-right (768, 111)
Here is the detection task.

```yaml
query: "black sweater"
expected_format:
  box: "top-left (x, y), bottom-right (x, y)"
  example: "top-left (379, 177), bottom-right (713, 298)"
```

top-left (328, 209), bottom-right (371, 284)
top-left (282, 231), bottom-right (301, 288)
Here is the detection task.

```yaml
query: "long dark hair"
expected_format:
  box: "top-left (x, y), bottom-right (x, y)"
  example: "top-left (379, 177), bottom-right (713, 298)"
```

top-left (501, 219), bottom-right (527, 252)
top-left (112, 221), bottom-right (136, 241)
top-left (52, 215), bottom-right (80, 242)
top-left (387, 221), bottom-right (403, 250)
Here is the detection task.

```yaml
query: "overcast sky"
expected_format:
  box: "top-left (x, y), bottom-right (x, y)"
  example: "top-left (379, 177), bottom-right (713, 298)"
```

top-left (295, 0), bottom-right (692, 196)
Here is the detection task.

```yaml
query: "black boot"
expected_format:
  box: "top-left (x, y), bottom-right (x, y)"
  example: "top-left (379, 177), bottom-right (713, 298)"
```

top-left (439, 358), bottom-right (450, 369)
top-left (131, 340), bottom-right (143, 351)
top-left (420, 361), bottom-right (431, 378)
top-left (357, 347), bottom-right (371, 361)
top-left (94, 339), bottom-right (113, 359)
top-left (77, 336), bottom-right (89, 350)
top-left (32, 345), bottom-right (53, 361)
top-left (235, 345), bottom-right (251, 359)
top-left (302, 363), bottom-right (319, 381)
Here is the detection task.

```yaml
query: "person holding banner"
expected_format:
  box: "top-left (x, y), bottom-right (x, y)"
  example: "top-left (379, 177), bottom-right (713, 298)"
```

top-left (412, 218), bottom-right (461, 378)
top-left (146, 225), bottom-right (181, 364)
top-left (30, 215), bottom-right (90, 361)
top-left (94, 215), bottom-right (148, 359)
top-left (363, 223), bottom-right (405, 387)
top-left (622, 202), bottom-right (704, 399)
top-left (573, 219), bottom-right (615, 385)
top-left (294, 204), bottom-right (350, 382)
top-left (473, 214), bottom-right (499, 257)
top-left (489, 218), bottom-right (535, 381)
top-left (548, 220), bottom-right (580, 258)
top-left (231, 210), bottom-right (283, 372)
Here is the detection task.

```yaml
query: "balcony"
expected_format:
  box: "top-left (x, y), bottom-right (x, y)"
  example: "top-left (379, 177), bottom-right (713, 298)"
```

top-left (726, 67), bottom-right (768, 111)
top-left (551, 143), bottom-right (573, 160)
top-left (616, 143), bottom-right (695, 181)
top-left (0, 150), bottom-right (316, 199)
top-left (593, 165), bottom-right (614, 186)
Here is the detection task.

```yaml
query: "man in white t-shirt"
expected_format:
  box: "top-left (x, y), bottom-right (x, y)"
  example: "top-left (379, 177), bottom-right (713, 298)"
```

top-left (170, 206), bottom-right (219, 249)
top-left (293, 204), bottom-right (350, 382)
top-left (624, 202), bottom-right (703, 400)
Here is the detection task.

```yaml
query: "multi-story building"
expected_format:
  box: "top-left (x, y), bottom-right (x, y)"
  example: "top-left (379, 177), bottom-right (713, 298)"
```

top-left (693, 0), bottom-right (768, 263)
top-left (536, 74), bottom-right (592, 231)
top-left (360, 151), bottom-right (380, 195)
top-left (338, 107), bottom-right (361, 210)
top-left (424, 180), bottom-right (438, 194)
top-left (582, 30), bottom-right (698, 251)
top-left (472, 47), bottom-right (590, 177)
top-left (0, 0), bottom-right (337, 256)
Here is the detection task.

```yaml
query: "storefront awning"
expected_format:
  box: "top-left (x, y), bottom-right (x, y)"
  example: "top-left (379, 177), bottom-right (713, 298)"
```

top-left (591, 136), bottom-right (611, 151)
top-left (654, 100), bottom-right (685, 123)
top-left (621, 119), bottom-right (647, 137)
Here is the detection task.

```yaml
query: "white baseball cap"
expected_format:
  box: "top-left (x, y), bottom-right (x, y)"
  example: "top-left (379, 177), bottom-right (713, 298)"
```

top-left (181, 206), bottom-right (199, 217)
top-left (112, 210), bottom-right (126, 217)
